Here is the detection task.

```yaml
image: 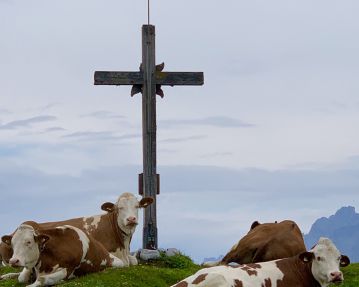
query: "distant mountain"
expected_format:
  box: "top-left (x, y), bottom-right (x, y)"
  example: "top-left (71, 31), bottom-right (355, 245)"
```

top-left (304, 206), bottom-right (359, 263)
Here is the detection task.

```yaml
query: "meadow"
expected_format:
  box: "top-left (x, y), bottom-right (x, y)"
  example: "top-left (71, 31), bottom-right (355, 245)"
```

top-left (0, 254), bottom-right (357, 287)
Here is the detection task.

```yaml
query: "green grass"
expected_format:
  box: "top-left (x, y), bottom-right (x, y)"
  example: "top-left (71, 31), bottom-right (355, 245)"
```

top-left (0, 253), bottom-right (200, 287)
top-left (1, 260), bottom-right (358, 287)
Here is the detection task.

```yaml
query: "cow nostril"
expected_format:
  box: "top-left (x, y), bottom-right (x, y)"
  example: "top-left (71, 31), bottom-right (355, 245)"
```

top-left (9, 258), bottom-right (19, 266)
top-left (330, 272), bottom-right (343, 281)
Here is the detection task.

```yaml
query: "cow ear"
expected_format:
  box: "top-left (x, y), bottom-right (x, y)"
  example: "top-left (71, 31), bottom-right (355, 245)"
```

top-left (35, 234), bottom-right (50, 251)
top-left (101, 202), bottom-right (115, 212)
top-left (299, 252), bottom-right (314, 263)
top-left (139, 197), bottom-right (154, 208)
top-left (250, 221), bottom-right (260, 230)
top-left (340, 255), bottom-right (350, 267)
top-left (1, 235), bottom-right (12, 246)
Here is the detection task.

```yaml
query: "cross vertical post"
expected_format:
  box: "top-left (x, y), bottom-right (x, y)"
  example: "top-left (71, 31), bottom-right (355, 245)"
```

top-left (142, 25), bottom-right (158, 249)
top-left (94, 24), bottom-right (204, 250)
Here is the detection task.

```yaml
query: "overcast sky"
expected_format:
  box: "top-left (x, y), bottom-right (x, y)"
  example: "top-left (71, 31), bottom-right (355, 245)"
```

top-left (0, 0), bottom-right (358, 263)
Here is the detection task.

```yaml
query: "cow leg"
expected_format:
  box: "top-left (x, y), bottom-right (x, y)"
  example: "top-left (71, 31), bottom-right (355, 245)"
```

top-left (128, 254), bottom-right (138, 266)
top-left (0, 272), bottom-right (20, 280)
top-left (26, 268), bottom-right (67, 287)
top-left (18, 267), bottom-right (32, 283)
top-left (109, 254), bottom-right (125, 268)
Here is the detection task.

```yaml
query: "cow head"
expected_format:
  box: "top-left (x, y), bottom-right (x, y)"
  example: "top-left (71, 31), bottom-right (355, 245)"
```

top-left (1, 224), bottom-right (49, 269)
top-left (101, 192), bottom-right (153, 232)
top-left (299, 237), bottom-right (350, 287)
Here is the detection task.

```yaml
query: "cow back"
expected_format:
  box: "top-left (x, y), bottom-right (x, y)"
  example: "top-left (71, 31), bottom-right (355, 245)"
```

top-left (221, 220), bottom-right (306, 264)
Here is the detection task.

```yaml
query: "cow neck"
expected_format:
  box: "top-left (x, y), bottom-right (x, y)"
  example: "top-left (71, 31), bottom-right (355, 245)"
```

top-left (276, 256), bottom-right (321, 287)
top-left (109, 209), bottom-right (126, 250)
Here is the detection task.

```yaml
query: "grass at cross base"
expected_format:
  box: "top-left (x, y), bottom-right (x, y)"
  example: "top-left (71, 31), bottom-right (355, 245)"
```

top-left (0, 260), bottom-right (358, 286)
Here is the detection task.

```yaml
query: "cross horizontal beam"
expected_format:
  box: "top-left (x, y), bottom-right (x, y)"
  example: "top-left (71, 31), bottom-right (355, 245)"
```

top-left (94, 71), bottom-right (204, 86)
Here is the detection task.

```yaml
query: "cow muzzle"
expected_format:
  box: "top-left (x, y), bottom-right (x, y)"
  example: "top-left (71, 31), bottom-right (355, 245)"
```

top-left (126, 217), bottom-right (138, 226)
top-left (330, 271), bottom-right (343, 283)
top-left (9, 257), bottom-right (21, 267)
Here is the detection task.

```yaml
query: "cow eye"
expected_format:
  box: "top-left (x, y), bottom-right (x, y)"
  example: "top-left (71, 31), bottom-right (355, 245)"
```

top-left (316, 256), bottom-right (321, 261)
top-left (26, 241), bottom-right (31, 246)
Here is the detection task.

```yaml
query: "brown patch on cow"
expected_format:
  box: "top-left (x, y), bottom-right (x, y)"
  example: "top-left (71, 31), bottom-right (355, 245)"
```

top-left (37, 227), bottom-right (83, 276)
top-left (233, 279), bottom-right (244, 287)
top-left (0, 242), bottom-right (13, 264)
top-left (247, 263), bottom-right (262, 269)
top-left (261, 278), bottom-right (272, 287)
top-left (221, 220), bottom-right (306, 264)
top-left (238, 263), bottom-right (262, 276)
top-left (192, 273), bottom-right (207, 284)
top-left (37, 226), bottom-right (117, 278)
top-left (173, 281), bottom-right (188, 287)
top-left (31, 208), bottom-right (125, 252)
top-left (275, 255), bottom-right (321, 287)
top-left (240, 266), bottom-right (258, 276)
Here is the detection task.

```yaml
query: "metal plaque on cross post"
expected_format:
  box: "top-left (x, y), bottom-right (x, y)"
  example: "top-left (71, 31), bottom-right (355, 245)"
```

top-left (94, 25), bottom-right (204, 249)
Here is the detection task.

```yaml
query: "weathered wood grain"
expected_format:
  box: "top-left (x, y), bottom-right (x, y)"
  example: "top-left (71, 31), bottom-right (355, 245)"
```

top-left (94, 71), bottom-right (143, 85)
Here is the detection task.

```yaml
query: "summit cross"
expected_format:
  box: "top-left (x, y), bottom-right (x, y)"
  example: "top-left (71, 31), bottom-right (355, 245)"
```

top-left (94, 25), bottom-right (204, 249)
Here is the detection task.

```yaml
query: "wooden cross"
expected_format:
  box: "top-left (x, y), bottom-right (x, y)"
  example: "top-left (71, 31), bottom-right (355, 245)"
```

top-left (94, 25), bottom-right (204, 249)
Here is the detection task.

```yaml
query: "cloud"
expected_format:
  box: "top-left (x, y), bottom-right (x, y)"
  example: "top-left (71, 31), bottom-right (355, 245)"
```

top-left (200, 152), bottom-right (233, 158)
top-left (0, 161), bottom-right (357, 262)
top-left (0, 108), bottom-right (12, 115)
top-left (160, 116), bottom-right (255, 129)
top-left (161, 135), bottom-right (207, 143)
top-left (43, 127), bottom-right (66, 133)
top-left (80, 110), bottom-right (125, 120)
top-left (62, 131), bottom-right (140, 142)
top-left (0, 116), bottom-right (57, 130)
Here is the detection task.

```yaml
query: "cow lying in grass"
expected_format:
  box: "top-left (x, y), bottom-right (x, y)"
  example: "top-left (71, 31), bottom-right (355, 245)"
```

top-left (1, 223), bottom-right (124, 286)
top-left (220, 220), bottom-right (307, 265)
top-left (173, 237), bottom-right (350, 287)
top-left (0, 192), bottom-right (153, 267)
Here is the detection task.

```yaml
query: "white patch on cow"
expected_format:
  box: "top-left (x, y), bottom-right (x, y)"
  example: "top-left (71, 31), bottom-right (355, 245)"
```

top-left (83, 215), bottom-right (102, 233)
top-left (0, 272), bottom-right (21, 280)
top-left (173, 261), bottom-right (284, 287)
top-left (100, 259), bottom-right (107, 266)
top-left (55, 226), bottom-right (66, 230)
top-left (113, 246), bottom-right (130, 267)
top-left (18, 267), bottom-right (32, 283)
top-left (109, 254), bottom-right (124, 268)
top-left (85, 259), bottom-right (93, 266)
top-left (28, 267), bottom-right (67, 287)
top-left (10, 225), bottom-right (40, 269)
top-left (128, 254), bottom-right (138, 266)
top-left (62, 225), bottom-right (89, 263)
top-left (115, 193), bottom-right (140, 234)
top-left (309, 237), bottom-right (344, 287)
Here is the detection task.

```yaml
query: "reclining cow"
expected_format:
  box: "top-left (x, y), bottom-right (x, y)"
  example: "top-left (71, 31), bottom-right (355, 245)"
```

top-left (0, 192), bottom-right (153, 267)
top-left (173, 237), bottom-right (350, 287)
top-left (204, 220), bottom-right (306, 267)
top-left (1, 223), bottom-right (124, 286)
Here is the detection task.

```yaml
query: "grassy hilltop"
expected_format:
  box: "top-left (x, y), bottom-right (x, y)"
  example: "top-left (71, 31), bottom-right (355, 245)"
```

top-left (0, 254), bottom-right (358, 287)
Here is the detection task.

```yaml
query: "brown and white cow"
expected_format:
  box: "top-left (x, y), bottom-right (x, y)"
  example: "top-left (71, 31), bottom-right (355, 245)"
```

top-left (0, 192), bottom-right (153, 267)
top-left (219, 220), bottom-right (306, 265)
top-left (1, 223), bottom-right (124, 286)
top-left (173, 237), bottom-right (350, 287)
